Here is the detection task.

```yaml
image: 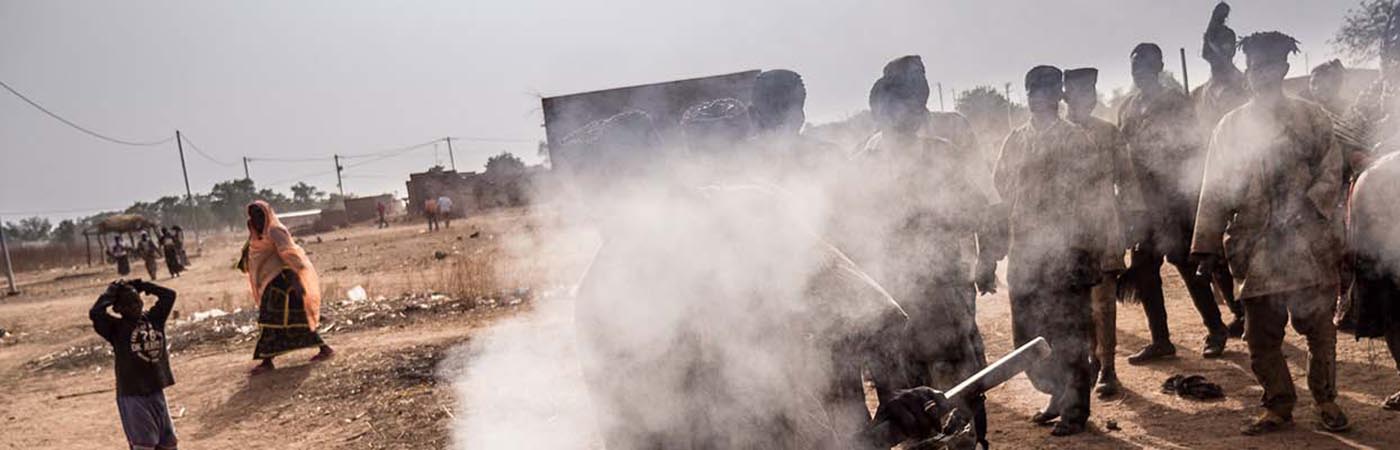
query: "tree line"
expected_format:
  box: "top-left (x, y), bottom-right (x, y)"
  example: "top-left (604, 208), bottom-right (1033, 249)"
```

top-left (3, 180), bottom-right (331, 244)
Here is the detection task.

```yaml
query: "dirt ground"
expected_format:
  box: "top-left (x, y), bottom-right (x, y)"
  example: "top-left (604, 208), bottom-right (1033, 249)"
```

top-left (2, 206), bottom-right (1399, 449)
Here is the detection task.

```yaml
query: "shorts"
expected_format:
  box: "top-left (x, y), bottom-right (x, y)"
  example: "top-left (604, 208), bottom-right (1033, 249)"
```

top-left (117, 391), bottom-right (178, 450)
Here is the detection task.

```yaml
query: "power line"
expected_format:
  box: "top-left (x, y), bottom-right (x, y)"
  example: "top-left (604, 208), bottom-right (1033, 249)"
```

top-left (178, 133), bottom-right (237, 167)
top-left (246, 156), bottom-right (328, 163)
top-left (262, 168), bottom-right (341, 188)
top-left (445, 135), bottom-right (535, 143)
top-left (0, 79), bottom-right (173, 147)
top-left (339, 138), bottom-right (444, 159)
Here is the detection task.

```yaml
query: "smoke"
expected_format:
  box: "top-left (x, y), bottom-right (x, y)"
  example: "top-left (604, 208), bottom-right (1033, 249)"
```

top-left (444, 105), bottom-right (919, 448)
top-left (444, 286), bottom-right (604, 449)
top-left (443, 65), bottom-right (1148, 449)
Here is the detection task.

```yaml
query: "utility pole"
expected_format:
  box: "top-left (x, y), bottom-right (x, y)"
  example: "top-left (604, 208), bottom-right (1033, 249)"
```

top-left (937, 82), bottom-right (945, 111)
top-left (1, 216), bottom-right (18, 296)
top-left (444, 137), bottom-right (457, 171)
top-left (1004, 83), bottom-right (1014, 126)
top-left (334, 154), bottom-right (345, 197)
top-left (242, 157), bottom-right (251, 181)
top-left (1180, 48), bottom-right (1192, 96)
top-left (175, 130), bottom-right (199, 244)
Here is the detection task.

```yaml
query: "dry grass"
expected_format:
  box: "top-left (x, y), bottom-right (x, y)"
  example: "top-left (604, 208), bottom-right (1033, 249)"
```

top-left (6, 242), bottom-right (91, 272)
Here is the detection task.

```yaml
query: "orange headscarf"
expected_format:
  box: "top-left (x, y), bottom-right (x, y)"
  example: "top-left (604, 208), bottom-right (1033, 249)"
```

top-left (245, 200), bottom-right (323, 329)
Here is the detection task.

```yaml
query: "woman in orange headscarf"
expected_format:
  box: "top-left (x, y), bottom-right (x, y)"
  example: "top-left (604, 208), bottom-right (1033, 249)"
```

top-left (241, 200), bottom-right (334, 375)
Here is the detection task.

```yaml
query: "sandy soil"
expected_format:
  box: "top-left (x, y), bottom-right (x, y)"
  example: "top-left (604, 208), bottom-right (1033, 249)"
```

top-left (2, 206), bottom-right (1399, 449)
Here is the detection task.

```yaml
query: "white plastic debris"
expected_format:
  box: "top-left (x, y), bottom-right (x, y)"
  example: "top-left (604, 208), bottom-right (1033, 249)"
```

top-left (347, 285), bottom-right (368, 302)
top-left (191, 309), bottom-right (229, 322)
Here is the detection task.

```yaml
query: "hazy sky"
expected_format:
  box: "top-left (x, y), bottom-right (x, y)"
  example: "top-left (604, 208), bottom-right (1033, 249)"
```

top-left (0, 0), bottom-right (1359, 221)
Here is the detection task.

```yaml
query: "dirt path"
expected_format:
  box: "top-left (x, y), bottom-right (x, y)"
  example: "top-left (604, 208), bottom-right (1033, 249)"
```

top-left (3, 207), bottom-right (1400, 449)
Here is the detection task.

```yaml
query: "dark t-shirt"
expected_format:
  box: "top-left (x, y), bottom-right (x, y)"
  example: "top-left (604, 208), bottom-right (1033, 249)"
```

top-left (90, 284), bottom-right (176, 396)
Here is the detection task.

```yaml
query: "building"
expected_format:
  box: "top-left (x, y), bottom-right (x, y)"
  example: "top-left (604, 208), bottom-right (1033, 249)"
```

top-left (404, 165), bottom-right (547, 217)
top-left (344, 194), bottom-right (403, 222)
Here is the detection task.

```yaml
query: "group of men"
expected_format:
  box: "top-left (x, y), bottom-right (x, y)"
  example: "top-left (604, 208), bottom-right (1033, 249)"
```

top-left (423, 194), bottom-right (454, 231)
top-left (107, 226), bottom-right (189, 280)
top-left (565, 2), bottom-right (1400, 447)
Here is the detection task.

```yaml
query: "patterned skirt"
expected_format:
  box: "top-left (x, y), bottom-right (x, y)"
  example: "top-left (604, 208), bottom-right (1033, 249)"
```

top-left (254, 269), bottom-right (325, 359)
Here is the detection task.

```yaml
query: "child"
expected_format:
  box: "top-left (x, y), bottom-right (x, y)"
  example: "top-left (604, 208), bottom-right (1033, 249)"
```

top-left (90, 279), bottom-right (178, 450)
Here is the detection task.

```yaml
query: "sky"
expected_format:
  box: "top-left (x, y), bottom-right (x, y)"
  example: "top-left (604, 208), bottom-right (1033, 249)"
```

top-left (0, 0), bottom-right (1361, 222)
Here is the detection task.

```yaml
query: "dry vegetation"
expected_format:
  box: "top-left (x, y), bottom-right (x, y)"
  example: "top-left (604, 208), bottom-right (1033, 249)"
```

top-left (0, 206), bottom-right (599, 450)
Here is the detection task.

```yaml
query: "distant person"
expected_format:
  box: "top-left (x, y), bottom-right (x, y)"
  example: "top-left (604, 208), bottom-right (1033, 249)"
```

top-left (109, 236), bottom-right (132, 276)
top-left (376, 201), bottom-right (389, 228)
top-left (137, 233), bottom-right (160, 281)
top-left (89, 279), bottom-right (178, 450)
top-left (158, 228), bottom-right (184, 278)
top-left (424, 198), bottom-right (440, 232)
top-left (437, 195), bottom-right (454, 229)
top-left (241, 201), bottom-right (334, 375)
top-left (171, 226), bottom-right (189, 267)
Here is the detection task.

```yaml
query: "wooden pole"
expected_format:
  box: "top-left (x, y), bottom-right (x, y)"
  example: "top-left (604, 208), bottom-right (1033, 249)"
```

top-left (175, 130), bottom-right (200, 245)
top-left (1, 216), bottom-right (17, 295)
top-left (334, 154), bottom-right (345, 197)
top-left (444, 138), bottom-right (457, 171)
top-left (937, 82), bottom-right (946, 111)
top-left (1180, 47), bottom-right (1192, 96)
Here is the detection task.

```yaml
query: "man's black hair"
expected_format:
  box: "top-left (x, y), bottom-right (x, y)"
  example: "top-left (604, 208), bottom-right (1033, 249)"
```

top-left (1239, 31), bottom-right (1300, 62)
top-left (751, 69), bottom-right (806, 130)
top-left (869, 71), bottom-right (931, 111)
top-left (882, 55), bottom-right (926, 79)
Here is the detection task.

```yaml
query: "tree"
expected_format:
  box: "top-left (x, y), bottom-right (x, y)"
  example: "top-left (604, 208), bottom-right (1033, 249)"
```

top-left (51, 219), bottom-right (79, 244)
top-left (956, 86), bottom-right (1022, 132)
top-left (956, 86), bottom-right (1029, 153)
top-left (289, 182), bottom-right (326, 209)
top-left (209, 179), bottom-right (259, 228)
top-left (485, 152), bottom-right (526, 176)
top-left (257, 188), bottom-right (294, 211)
top-left (1334, 0), bottom-right (1395, 63)
top-left (3, 216), bottom-right (53, 242)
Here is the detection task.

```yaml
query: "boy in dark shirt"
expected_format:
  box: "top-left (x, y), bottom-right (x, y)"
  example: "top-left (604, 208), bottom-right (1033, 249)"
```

top-left (90, 279), bottom-right (178, 450)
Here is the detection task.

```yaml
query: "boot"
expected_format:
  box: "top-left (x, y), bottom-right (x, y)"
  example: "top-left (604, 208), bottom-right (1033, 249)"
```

top-left (1202, 332), bottom-right (1227, 359)
top-left (1226, 316), bottom-right (1246, 338)
top-left (1240, 410), bottom-right (1292, 436)
top-left (1127, 342), bottom-right (1177, 365)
